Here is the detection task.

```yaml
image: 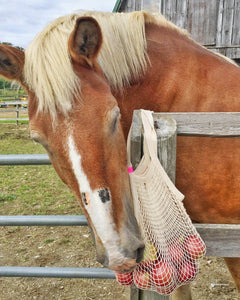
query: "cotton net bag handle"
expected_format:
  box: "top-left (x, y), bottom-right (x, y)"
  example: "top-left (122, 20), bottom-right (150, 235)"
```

top-left (127, 110), bottom-right (184, 206)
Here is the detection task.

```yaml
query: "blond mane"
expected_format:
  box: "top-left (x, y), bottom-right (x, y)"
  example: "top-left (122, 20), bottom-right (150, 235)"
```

top-left (24, 11), bottom-right (184, 116)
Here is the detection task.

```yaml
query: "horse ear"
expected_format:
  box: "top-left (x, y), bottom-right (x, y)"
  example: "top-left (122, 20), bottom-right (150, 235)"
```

top-left (68, 17), bottom-right (102, 67)
top-left (0, 45), bottom-right (25, 82)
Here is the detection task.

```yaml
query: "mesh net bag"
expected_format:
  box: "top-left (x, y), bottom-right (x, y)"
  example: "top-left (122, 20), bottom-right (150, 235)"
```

top-left (115, 110), bottom-right (206, 295)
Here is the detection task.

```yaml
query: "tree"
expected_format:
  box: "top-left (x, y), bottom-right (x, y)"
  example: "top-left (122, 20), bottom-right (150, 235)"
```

top-left (15, 46), bottom-right (24, 51)
top-left (0, 42), bottom-right (13, 46)
top-left (0, 42), bottom-right (24, 50)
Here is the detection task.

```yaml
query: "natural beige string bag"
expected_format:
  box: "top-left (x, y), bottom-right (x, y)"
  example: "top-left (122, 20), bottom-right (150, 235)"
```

top-left (115, 110), bottom-right (206, 295)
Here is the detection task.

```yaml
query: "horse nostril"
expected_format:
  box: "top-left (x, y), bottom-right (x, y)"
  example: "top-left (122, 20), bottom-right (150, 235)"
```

top-left (96, 252), bottom-right (109, 267)
top-left (136, 245), bottom-right (145, 263)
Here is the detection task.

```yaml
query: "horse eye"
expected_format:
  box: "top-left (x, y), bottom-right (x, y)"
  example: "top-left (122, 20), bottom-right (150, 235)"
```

top-left (110, 107), bottom-right (121, 133)
top-left (30, 131), bottom-right (41, 143)
top-left (31, 131), bottom-right (53, 156)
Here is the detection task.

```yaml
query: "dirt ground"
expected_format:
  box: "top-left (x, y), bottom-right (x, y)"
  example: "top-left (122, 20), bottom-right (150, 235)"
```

top-left (0, 225), bottom-right (239, 300)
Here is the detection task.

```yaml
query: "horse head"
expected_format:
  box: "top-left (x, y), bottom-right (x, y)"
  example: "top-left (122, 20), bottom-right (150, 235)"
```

top-left (0, 16), bottom-right (144, 272)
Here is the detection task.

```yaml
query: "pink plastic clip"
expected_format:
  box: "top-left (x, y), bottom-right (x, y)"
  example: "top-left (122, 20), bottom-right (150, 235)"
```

top-left (128, 167), bottom-right (134, 173)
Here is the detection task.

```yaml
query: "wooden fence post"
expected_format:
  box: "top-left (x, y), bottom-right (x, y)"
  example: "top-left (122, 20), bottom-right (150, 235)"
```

top-left (130, 110), bottom-right (177, 300)
top-left (16, 103), bottom-right (19, 125)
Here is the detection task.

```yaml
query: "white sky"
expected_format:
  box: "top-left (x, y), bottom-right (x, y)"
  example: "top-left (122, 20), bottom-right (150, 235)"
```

top-left (0, 0), bottom-right (117, 48)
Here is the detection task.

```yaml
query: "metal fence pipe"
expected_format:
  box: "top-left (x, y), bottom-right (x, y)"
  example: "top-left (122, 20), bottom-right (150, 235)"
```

top-left (0, 118), bottom-right (29, 122)
top-left (0, 154), bottom-right (50, 165)
top-left (0, 267), bottom-right (115, 279)
top-left (0, 215), bottom-right (88, 226)
top-left (0, 101), bottom-right (28, 105)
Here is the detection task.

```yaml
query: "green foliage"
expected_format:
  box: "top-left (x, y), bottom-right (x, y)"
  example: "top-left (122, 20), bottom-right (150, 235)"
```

top-left (0, 41), bottom-right (24, 51)
top-left (0, 42), bottom-right (13, 46)
top-left (0, 77), bottom-right (11, 89)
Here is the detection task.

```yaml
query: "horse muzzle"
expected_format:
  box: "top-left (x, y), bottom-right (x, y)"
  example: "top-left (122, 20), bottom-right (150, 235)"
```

top-left (94, 215), bottom-right (145, 272)
top-left (96, 241), bottom-right (145, 272)
top-left (85, 188), bottom-right (145, 271)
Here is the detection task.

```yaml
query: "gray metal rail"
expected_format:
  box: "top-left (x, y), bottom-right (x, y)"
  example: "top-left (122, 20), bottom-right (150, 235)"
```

top-left (0, 154), bottom-right (50, 165)
top-left (0, 267), bottom-right (115, 279)
top-left (0, 215), bottom-right (87, 226)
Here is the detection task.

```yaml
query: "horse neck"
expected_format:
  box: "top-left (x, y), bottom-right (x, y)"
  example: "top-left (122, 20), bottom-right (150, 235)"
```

top-left (115, 22), bottom-right (240, 137)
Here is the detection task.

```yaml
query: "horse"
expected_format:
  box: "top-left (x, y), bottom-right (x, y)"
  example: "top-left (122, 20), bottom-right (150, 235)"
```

top-left (1, 10), bottom-right (240, 299)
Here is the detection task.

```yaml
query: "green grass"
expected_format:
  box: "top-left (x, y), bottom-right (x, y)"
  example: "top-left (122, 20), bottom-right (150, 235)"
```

top-left (0, 120), bottom-right (29, 124)
top-left (0, 88), bottom-right (26, 98)
top-left (0, 124), bottom-right (82, 215)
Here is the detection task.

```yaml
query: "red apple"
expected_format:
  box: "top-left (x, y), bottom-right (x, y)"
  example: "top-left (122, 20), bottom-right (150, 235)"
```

top-left (156, 281), bottom-right (177, 295)
top-left (150, 260), bottom-right (176, 288)
top-left (184, 234), bottom-right (206, 260)
top-left (177, 261), bottom-right (197, 284)
top-left (168, 245), bottom-right (184, 266)
top-left (134, 270), bottom-right (151, 289)
top-left (115, 271), bottom-right (134, 286)
top-left (138, 260), bottom-right (152, 273)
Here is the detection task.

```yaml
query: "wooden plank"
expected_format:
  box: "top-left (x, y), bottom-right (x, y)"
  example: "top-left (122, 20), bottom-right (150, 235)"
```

top-left (127, 0), bottom-right (135, 12)
top-left (130, 110), bottom-right (143, 170)
top-left (142, 0), bottom-right (160, 11)
top-left (155, 117), bottom-right (177, 182)
top-left (157, 0), bottom-right (162, 12)
top-left (211, 47), bottom-right (227, 56)
top-left (131, 0), bottom-right (136, 11)
top-left (232, 0), bottom-right (240, 45)
top-left (221, 0), bottom-right (235, 46)
top-left (225, 46), bottom-right (240, 59)
top-left (208, 45), bottom-right (240, 49)
top-left (168, 0), bottom-right (177, 25)
top-left (195, 224), bottom-right (240, 257)
top-left (188, 0), bottom-right (217, 45)
top-left (216, 0), bottom-right (224, 47)
top-left (135, 0), bottom-right (142, 11)
top-left (139, 290), bottom-right (170, 300)
top-left (153, 112), bottom-right (240, 137)
top-left (142, 0), bottom-right (151, 10)
top-left (129, 111), bottom-right (142, 300)
top-left (205, 0), bottom-right (218, 46)
top-left (131, 285), bottom-right (140, 300)
top-left (188, 0), bottom-right (202, 43)
top-left (175, 0), bottom-right (189, 29)
top-left (162, 0), bottom-right (176, 22)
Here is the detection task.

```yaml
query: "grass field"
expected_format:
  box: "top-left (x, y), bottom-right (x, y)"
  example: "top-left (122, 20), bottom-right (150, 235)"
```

top-left (0, 124), bottom-right (81, 215)
top-left (0, 88), bottom-right (26, 99)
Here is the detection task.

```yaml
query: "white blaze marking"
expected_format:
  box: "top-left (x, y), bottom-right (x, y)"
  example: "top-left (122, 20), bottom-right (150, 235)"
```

top-left (68, 135), bottom-right (126, 266)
